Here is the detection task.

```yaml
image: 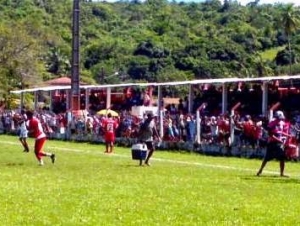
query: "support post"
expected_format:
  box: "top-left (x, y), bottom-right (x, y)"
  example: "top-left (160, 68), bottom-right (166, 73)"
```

top-left (34, 91), bottom-right (38, 110)
top-left (71, 0), bottom-right (80, 112)
top-left (49, 91), bottom-right (53, 112)
top-left (195, 103), bottom-right (207, 144)
top-left (188, 84), bottom-right (194, 113)
top-left (106, 87), bottom-right (111, 109)
top-left (222, 83), bottom-right (228, 114)
top-left (157, 86), bottom-right (164, 138)
top-left (85, 88), bottom-right (89, 111)
top-left (20, 92), bottom-right (24, 110)
top-left (262, 81), bottom-right (268, 117)
top-left (159, 109), bottom-right (164, 139)
top-left (66, 90), bottom-right (70, 111)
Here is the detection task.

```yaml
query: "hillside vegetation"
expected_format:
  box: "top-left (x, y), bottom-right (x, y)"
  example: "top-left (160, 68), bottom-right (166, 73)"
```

top-left (0, 0), bottom-right (300, 101)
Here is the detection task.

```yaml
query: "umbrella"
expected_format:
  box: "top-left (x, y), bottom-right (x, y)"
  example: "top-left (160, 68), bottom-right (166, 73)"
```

top-left (97, 109), bottom-right (119, 117)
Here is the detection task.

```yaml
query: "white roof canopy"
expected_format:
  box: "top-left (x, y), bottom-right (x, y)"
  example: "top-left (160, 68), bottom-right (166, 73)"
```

top-left (10, 74), bottom-right (300, 94)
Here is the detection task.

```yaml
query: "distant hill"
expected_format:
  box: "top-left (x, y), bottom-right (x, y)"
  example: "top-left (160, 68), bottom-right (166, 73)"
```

top-left (0, 0), bottom-right (299, 97)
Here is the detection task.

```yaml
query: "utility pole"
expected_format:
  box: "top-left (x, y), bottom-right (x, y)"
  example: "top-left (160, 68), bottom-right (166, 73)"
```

top-left (101, 67), bottom-right (104, 84)
top-left (71, 0), bottom-right (80, 111)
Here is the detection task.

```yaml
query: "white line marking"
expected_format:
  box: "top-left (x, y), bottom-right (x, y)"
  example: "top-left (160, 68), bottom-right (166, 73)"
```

top-left (0, 140), bottom-right (288, 176)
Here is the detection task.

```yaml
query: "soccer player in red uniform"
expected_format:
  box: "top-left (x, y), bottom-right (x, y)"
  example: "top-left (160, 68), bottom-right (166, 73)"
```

top-left (256, 111), bottom-right (289, 177)
top-left (102, 113), bottom-right (119, 153)
top-left (26, 110), bottom-right (56, 166)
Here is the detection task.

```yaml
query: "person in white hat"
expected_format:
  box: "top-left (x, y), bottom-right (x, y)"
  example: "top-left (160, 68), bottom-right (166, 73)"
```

top-left (256, 110), bottom-right (290, 177)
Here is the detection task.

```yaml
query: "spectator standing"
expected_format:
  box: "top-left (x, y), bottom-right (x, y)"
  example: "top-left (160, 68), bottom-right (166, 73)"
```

top-left (17, 113), bottom-right (30, 152)
top-left (143, 90), bottom-right (151, 106)
top-left (26, 110), bottom-right (56, 166)
top-left (86, 117), bottom-right (93, 134)
top-left (186, 115), bottom-right (196, 143)
top-left (218, 114), bottom-right (231, 151)
top-left (256, 111), bottom-right (289, 177)
top-left (209, 116), bottom-right (218, 143)
top-left (167, 117), bottom-right (175, 140)
top-left (102, 113), bottom-right (119, 153)
top-left (242, 115), bottom-right (255, 148)
top-left (178, 113), bottom-right (186, 141)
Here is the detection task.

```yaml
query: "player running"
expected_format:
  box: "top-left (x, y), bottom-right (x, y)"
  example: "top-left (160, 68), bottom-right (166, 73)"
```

top-left (26, 110), bottom-right (56, 166)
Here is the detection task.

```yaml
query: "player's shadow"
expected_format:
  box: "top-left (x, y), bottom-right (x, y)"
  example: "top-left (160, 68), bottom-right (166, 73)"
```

top-left (241, 174), bottom-right (300, 184)
top-left (124, 163), bottom-right (149, 168)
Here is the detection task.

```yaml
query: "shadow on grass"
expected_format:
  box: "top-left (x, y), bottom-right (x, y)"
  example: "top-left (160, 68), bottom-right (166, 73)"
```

top-left (123, 163), bottom-right (144, 168)
top-left (4, 162), bottom-right (25, 167)
top-left (241, 175), bottom-right (300, 184)
top-left (123, 162), bottom-right (154, 168)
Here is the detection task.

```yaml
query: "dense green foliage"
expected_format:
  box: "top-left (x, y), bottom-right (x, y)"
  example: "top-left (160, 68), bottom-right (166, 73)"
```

top-left (0, 0), bottom-right (300, 100)
top-left (1, 134), bottom-right (300, 225)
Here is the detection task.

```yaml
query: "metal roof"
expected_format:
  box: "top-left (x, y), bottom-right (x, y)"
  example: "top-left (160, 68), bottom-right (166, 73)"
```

top-left (10, 74), bottom-right (300, 94)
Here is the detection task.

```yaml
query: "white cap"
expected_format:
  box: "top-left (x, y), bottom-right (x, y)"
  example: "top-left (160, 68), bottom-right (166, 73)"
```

top-left (275, 110), bottom-right (285, 120)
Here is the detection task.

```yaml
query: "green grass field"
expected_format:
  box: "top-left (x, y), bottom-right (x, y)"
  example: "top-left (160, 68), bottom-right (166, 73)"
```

top-left (1, 135), bottom-right (300, 226)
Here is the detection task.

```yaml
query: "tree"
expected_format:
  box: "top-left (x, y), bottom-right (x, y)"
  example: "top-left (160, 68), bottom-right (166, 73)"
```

top-left (281, 4), bottom-right (299, 75)
top-left (46, 47), bottom-right (71, 75)
top-left (0, 22), bottom-right (44, 102)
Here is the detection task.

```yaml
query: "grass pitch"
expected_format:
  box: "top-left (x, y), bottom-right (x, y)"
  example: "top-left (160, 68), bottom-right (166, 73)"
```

top-left (1, 135), bottom-right (300, 226)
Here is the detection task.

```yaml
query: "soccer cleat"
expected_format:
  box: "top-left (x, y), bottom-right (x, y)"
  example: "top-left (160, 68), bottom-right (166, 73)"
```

top-left (39, 160), bottom-right (44, 166)
top-left (50, 154), bottom-right (56, 164)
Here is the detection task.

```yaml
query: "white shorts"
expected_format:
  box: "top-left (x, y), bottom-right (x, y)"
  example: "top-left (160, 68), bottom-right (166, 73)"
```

top-left (19, 131), bottom-right (28, 138)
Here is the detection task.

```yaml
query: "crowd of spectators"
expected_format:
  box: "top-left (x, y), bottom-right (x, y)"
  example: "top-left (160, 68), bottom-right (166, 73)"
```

top-left (1, 104), bottom-right (300, 157)
top-left (1, 83), bottom-right (300, 158)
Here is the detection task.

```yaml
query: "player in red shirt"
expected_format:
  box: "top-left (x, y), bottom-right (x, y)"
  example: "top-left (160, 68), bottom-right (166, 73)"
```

top-left (256, 111), bottom-right (289, 177)
top-left (26, 110), bottom-right (56, 166)
top-left (102, 113), bottom-right (119, 153)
